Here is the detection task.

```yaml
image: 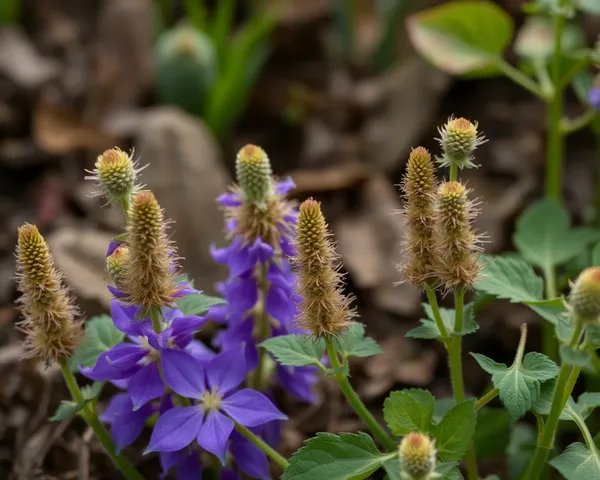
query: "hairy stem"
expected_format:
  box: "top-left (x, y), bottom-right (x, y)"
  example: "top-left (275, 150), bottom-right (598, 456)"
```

top-left (59, 359), bottom-right (144, 480)
top-left (426, 287), bottom-right (450, 346)
top-left (234, 422), bottom-right (289, 469)
top-left (475, 388), bottom-right (499, 410)
top-left (251, 264), bottom-right (271, 390)
top-left (325, 337), bottom-right (396, 451)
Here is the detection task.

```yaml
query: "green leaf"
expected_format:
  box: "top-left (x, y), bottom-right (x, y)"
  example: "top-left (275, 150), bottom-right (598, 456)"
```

top-left (560, 345), bottom-right (591, 367)
top-left (514, 16), bottom-right (585, 61)
top-left (259, 335), bottom-right (325, 367)
top-left (407, 304), bottom-right (478, 340)
top-left (579, 0), bottom-right (600, 14)
top-left (471, 352), bottom-right (559, 420)
top-left (406, 0), bottom-right (513, 77)
top-left (281, 432), bottom-right (393, 480)
top-left (436, 462), bottom-right (463, 480)
top-left (49, 400), bottom-right (86, 421)
top-left (593, 243), bottom-right (600, 266)
top-left (507, 423), bottom-right (536, 480)
top-left (513, 198), bottom-right (600, 270)
top-left (475, 255), bottom-right (543, 302)
top-left (473, 407), bottom-right (511, 460)
top-left (176, 293), bottom-right (225, 316)
top-left (71, 315), bottom-right (126, 369)
top-left (434, 400), bottom-right (477, 462)
top-left (532, 379), bottom-right (573, 420)
top-left (82, 381), bottom-right (105, 401)
top-left (334, 323), bottom-right (383, 359)
top-left (526, 297), bottom-right (568, 326)
top-left (383, 389), bottom-right (435, 436)
top-left (550, 443), bottom-right (600, 479)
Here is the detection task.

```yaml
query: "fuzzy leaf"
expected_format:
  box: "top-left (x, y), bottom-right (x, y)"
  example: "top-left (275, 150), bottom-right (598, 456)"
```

top-left (407, 304), bottom-right (478, 340)
top-left (434, 400), bottom-right (477, 462)
top-left (50, 400), bottom-right (86, 421)
top-left (176, 292), bottom-right (225, 316)
top-left (550, 443), bottom-right (600, 479)
top-left (471, 352), bottom-right (559, 420)
top-left (281, 432), bottom-right (393, 480)
top-left (82, 382), bottom-right (105, 400)
top-left (71, 315), bottom-right (126, 369)
top-left (475, 255), bottom-right (543, 302)
top-left (407, 0), bottom-right (513, 77)
top-left (260, 335), bottom-right (325, 367)
top-left (334, 323), bottom-right (382, 359)
top-left (560, 345), bottom-right (591, 367)
top-left (532, 379), bottom-right (573, 420)
top-left (513, 198), bottom-right (600, 270)
top-left (383, 389), bottom-right (435, 435)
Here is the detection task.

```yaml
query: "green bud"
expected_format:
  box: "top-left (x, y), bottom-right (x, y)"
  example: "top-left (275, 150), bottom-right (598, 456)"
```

top-left (436, 116), bottom-right (486, 170)
top-left (235, 144), bottom-right (272, 206)
top-left (399, 432), bottom-right (438, 480)
top-left (569, 267), bottom-right (600, 323)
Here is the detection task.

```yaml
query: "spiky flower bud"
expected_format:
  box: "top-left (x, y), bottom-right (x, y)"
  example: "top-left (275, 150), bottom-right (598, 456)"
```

top-left (433, 181), bottom-right (482, 290)
top-left (399, 433), bottom-right (438, 480)
top-left (85, 148), bottom-right (146, 204)
top-left (295, 198), bottom-right (353, 338)
top-left (569, 267), bottom-right (600, 323)
top-left (436, 117), bottom-right (486, 170)
top-left (122, 191), bottom-right (179, 310)
top-left (15, 224), bottom-right (82, 365)
top-left (106, 245), bottom-right (129, 289)
top-left (236, 144), bottom-right (272, 207)
top-left (400, 147), bottom-right (437, 288)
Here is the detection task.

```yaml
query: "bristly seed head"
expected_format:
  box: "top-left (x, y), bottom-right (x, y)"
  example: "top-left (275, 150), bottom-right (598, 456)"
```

top-left (15, 224), bottom-right (82, 365)
top-left (436, 116), bottom-right (486, 170)
top-left (569, 267), bottom-right (600, 323)
top-left (432, 181), bottom-right (483, 291)
top-left (106, 245), bottom-right (130, 289)
top-left (399, 432), bottom-right (438, 480)
top-left (294, 198), bottom-right (354, 338)
top-left (85, 148), bottom-right (146, 204)
top-left (236, 144), bottom-right (273, 207)
top-left (122, 191), bottom-right (180, 311)
top-left (400, 147), bottom-right (437, 288)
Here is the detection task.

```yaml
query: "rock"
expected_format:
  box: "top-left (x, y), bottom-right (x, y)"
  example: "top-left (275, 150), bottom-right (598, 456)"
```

top-left (0, 27), bottom-right (59, 90)
top-left (135, 107), bottom-right (231, 292)
top-left (46, 227), bottom-right (115, 309)
top-left (332, 174), bottom-right (421, 316)
top-left (361, 58), bottom-right (451, 173)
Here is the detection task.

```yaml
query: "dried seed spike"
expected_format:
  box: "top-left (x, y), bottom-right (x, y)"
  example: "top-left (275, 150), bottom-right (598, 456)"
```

top-left (399, 432), bottom-right (438, 480)
top-left (436, 116), bottom-right (486, 170)
top-left (15, 224), bottom-right (82, 365)
top-left (400, 147), bottom-right (437, 288)
top-left (294, 198), bottom-right (353, 338)
top-left (433, 181), bottom-right (483, 291)
top-left (236, 144), bottom-right (272, 207)
top-left (569, 267), bottom-right (600, 323)
top-left (123, 191), bottom-right (179, 310)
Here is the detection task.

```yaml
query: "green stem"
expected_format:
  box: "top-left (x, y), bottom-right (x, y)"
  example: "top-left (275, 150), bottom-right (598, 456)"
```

top-left (325, 337), bottom-right (396, 452)
top-left (119, 197), bottom-right (130, 221)
top-left (59, 360), bottom-right (144, 480)
top-left (449, 163), bottom-right (458, 182)
top-left (448, 289), bottom-right (478, 480)
top-left (558, 55), bottom-right (592, 90)
top-left (475, 388), bottom-right (499, 410)
top-left (234, 422), bottom-right (289, 469)
top-left (251, 264), bottom-right (271, 391)
top-left (150, 308), bottom-right (163, 334)
top-left (533, 58), bottom-right (554, 98)
top-left (545, 4), bottom-right (568, 201)
top-left (522, 315), bottom-right (584, 480)
top-left (425, 287), bottom-right (450, 346)
top-left (496, 58), bottom-right (548, 100)
top-left (542, 266), bottom-right (559, 362)
top-left (561, 110), bottom-right (597, 135)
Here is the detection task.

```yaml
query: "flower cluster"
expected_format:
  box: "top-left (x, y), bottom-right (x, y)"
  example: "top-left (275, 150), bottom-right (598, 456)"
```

top-left (80, 148), bottom-right (289, 479)
top-left (209, 144), bottom-right (318, 402)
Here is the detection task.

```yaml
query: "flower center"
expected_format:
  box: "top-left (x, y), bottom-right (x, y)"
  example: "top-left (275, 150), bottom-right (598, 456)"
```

top-left (139, 336), bottom-right (160, 363)
top-left (200, 386), bottom-right (222, 410)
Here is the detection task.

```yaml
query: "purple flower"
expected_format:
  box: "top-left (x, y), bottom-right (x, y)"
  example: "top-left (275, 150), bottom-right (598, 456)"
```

top-left (101, 393), bottom-right (154, 451)
top-left (160, 448), bottom-right (202, 479)
top-left (146, 347), bottom-right (287, 462)
top-left (589, 86), bottom-right (600, 111)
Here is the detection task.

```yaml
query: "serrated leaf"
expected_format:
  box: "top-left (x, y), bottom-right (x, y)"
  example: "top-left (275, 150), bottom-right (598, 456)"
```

top-left (260, 334), bottom-right (325, 367)
top-left (550, 443), bottom-right (600, 479)
top-left (50, 400), bottom-right (86, 421)
top-left (408, 304), bottom-right (478, 340)
top-left (383, 389), bottom-right (435, 436)
top-left (334, 323), bottom-right (382, 359)
top-left (82, 381), bottom-right (105, 400)
top-left (434, 400), bottom-right (477, 462)
top-left (281, 432), bottom-right (394, 480)
top-left (513, 198), bottom-right (600, 270)
top-left (525, 297), bottom-right (568, 325)
top-left (71, 315), bottom-right (126, 369)
top-left (475, 254), bottom-right (543, 302)
top-left (473, 407), bottom-right (511, 460)
top-left (407, 0), bottom-right (513, 77)
top-left (560, 345), bottom-right (591, 367)
top-left (471, 352), bottom-right (559, 420)
top-left (176, 293), bottom-right (225, 316)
